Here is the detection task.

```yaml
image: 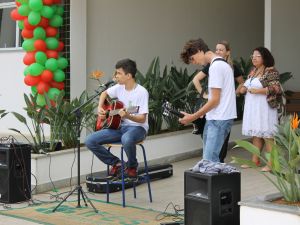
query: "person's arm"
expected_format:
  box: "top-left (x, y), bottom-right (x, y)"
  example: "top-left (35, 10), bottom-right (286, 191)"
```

top-left (179, 88), bottom-right (221, 125)
top-left (119, 110), bottom-right (147, 123)
top-left (235, 75), bottom-right (244, 95)
top-left (192, 71), bottom-right (207, 94)
top-left (239, 86), bottom-right (247, 94)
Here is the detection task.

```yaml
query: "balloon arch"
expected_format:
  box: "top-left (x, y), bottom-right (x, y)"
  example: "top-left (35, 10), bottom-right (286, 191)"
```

top-left (10, 0), bottom-right (68, 106)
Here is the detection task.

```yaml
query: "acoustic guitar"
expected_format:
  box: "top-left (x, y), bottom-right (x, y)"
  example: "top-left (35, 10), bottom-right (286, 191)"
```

top-left (95, 99), bottom-right (140, 130)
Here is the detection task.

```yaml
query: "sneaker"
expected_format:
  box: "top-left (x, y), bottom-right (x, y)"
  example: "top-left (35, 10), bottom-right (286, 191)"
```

top-left (192, 125), bottom-right (202, 135)
top-left (125, 167), bottom-right (137, 178)
top-left (109, 162), bottom-right (122, 177)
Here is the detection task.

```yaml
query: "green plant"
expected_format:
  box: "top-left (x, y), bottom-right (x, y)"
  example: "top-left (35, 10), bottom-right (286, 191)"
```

top-left (0, 110), bottom-right (8, 119)
top-left (10, 94), bottom-right (47, 153)
top-left (232, 114), bottom-right (300, 202)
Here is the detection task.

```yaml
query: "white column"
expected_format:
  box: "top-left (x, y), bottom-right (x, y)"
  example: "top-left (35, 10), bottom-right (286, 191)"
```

top-left (70, 0), bottom-right (87, 99)
top-left (264, 0), bottom-right (271, 50)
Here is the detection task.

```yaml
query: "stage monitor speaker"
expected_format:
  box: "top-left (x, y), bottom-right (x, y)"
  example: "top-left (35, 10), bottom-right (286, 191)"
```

top-left (184, 170), bottom-right (241, 225)
top-left (0, 143), bottom-right (31, 203)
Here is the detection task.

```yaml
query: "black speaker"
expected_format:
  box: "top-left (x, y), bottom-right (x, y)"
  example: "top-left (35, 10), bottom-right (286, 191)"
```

top-left (0, 143), bottom-right (31, 203)
top-left (184, 170), bottom-right (241, 225)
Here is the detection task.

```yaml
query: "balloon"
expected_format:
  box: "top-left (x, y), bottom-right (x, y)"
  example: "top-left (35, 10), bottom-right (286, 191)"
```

top-left (53, 69), bottom-right (65, 82)
top-left (36, 94), bottom-right (46, 106)
top-left (35, 51), bottom-right (47, 65)
top-left (16, 1), bottom-right (22, 7)
top-left (42, 0), bottom-right (53, 5)
top-left (33, 27), bottom-right (46, 39)
top-left (31, 86), bottom-right (38, 95)
top-left (28, 11), bottom-right (41, 26)
top-left (50, 81), bottom-right (64, 90)
top-left (49, 15), bottom-right (63, 27)
top-left (45, 37), bottom-right (58, 50)
top-left (56, 6), bottom-right (64, 16)
top-left (41, 70), bottom-right (53, 82)
top-left (40, 6), bottom-right (54, 19)
top-left (57, 57), bottom-right (68, 69)
top-left (24, 75), bottom-right (41, 86)
top-left (18, 4), bottom-right (30, 16)
top-left (21, 28), bottom-right (34, 39)
top-left (10, 8), bottom-right (26, 21)
top-left (47, 88), bottom-right (60, 100)
top-left (24, 17), bottom-right (37, 30)
top-left (53, 0), bottom-right (61, 3)
top-left (24, 66), bottom-right (31, 76)
top-left (18, 21), bottom-right (24, 30)
top-left (37, 81), bottom-right (50, 94)
top-left (45, 58), bottom-right (58, 71)
top-left (23, 52), bottom-right (36, 65)
top-left (22, 39), bottom-right (35, 51)
top-left (34, 39), bottom-right (47, 51)
top-left (17, 0), bottom-right (29, 4)
top-left (45, 27), bottom-right (57, 37)
top-left (57, 41), bottom-right (64, 52)
top-left (29, 63), bottom-right (44, 76)
top-left (29, 0), bottom-right (43, 12)
top-left (46, 50), bottom-right (58, 59)
top-left (38, 17), bottom-right (49, 28)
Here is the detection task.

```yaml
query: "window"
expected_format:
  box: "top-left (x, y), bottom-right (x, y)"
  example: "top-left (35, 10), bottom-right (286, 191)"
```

top-left (0, 1), bottom-right (22, 49)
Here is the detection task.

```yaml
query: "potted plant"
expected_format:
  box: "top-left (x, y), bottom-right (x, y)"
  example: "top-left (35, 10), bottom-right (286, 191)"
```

top-left (231, 114), bottom-right (300, 224)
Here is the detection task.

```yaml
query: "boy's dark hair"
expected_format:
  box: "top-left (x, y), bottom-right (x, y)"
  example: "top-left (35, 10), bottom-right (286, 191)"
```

top-left (180, 38), bottom-right (210, 64)
top-left (115, 58), bottom-right (137, 78)
top-left (253, 47), bottom-right (275, 67)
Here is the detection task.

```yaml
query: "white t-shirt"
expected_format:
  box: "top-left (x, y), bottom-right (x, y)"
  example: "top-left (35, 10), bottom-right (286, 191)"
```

top-left (107, 83), bottom-right (149, 132)
top-left (206, 57), bottom-right (237, 120)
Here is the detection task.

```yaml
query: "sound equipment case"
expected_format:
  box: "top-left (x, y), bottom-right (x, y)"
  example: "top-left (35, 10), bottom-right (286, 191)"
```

top-left (86, 163), bottom-right (173, 193)
top-left (184, 170), bottom-right (240, 225)
top-left (0, 143), bottom-right (31, 203)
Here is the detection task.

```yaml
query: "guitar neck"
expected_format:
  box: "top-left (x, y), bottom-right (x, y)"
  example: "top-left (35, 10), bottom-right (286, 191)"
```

top-left (167, 109), bottom-right (184, 118)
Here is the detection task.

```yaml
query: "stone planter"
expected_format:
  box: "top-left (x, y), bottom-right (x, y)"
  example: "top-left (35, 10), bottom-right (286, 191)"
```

top-left (31, 122), bottom-right (243, 193)
top-left (240, 193), bottom-right (300, 225)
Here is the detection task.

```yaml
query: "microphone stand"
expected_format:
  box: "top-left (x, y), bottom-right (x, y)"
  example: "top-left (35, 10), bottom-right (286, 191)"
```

top-left (52, 85), bottom-right (109, 213)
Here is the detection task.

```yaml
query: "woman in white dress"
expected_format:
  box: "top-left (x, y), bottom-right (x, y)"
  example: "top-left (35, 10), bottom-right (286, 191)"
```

top-left (240, 47), bottom-right (282, 172)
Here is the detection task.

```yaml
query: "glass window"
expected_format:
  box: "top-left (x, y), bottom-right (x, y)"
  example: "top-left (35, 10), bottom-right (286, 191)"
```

top-left (0, 1), bottom-right (21, 49)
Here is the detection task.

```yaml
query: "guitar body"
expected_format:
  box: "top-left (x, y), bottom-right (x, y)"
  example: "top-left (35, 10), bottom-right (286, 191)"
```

top-left (95, 100), bottom-right (123, 131)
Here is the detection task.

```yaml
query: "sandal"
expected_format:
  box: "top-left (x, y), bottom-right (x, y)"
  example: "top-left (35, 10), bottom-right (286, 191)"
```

top-left (241, 164), bottom-right (251, 169)
top-left (261, 166), bottom-right (271, 172)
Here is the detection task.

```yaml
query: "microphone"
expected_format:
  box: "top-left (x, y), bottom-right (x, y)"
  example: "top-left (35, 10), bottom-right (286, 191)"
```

top-left (100, 80), bottom-right (116, 88)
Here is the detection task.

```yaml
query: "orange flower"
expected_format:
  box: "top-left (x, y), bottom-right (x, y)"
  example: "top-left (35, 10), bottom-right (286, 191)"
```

top-left (90, 70), bottom-right (104, 79)
top-left (291, 113), bottom-right (300, 130)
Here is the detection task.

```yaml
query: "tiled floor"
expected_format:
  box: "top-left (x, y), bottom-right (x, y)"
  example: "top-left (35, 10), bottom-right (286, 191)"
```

top-left (0, 147), bottom-right (277, 224)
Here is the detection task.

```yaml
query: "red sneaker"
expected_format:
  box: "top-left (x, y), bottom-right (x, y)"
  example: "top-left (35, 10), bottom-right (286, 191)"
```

top-left (109, 162), bottom-right (122, 177)
top-left (125, 167), bottom-right (137, 178)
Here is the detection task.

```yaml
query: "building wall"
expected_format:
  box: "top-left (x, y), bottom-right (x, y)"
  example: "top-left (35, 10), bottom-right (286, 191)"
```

top-left (271, 0), bottom-right (300, 91)
top-left (86, 0), bottom-right (264, 91)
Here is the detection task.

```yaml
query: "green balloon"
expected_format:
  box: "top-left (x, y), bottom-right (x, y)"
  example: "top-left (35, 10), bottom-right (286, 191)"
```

top-left (18, 20), bottom-right (24, 30)
top-left (53, 69), bottom-right (65, 82)
top-left (18, 4), bottom-right (30, 16)
top-left (22, 39), bottom-right (35, 51)
top-left (56, 6), bottom-right (64, 16)
top-left (47, 88), bottom-right (60, 100)
top-left (37, 94), bottom-right (46, 106)
top-left (45, 37), bottom-right (59, 50)
top-left (28, 11), bottom-right (41, 26)
top-left (51, 5), bottom-right (57, 13)
top-left (57, 57), bottom-right (68, 69)
top-left (35, 51), bottom-right (47, 65)
top-left (33, 27), bottom-right (46, 40)
top-left (17, 0), bottom-right (29, 4)
top-left (45, 58), bottom-right (58, 72)
top-left (31, 86), bottom-right (37, 95)
top-left (29, 63), bottom-right (44, 76)
top-left (29, 0), bottom-right (43, 12)
top-left (49, 15), bottom-right (63, 27)
top-left (24, 66), bottom-right (30, 76)
top-left (40, 6), bottom-right (54, 19)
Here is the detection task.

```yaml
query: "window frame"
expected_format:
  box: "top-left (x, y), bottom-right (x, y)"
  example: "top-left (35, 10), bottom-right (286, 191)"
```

top-left (0, 1), bottom-right (22, 51)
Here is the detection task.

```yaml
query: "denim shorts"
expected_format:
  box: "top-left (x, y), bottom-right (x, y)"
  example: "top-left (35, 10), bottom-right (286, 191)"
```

top-left (202, 119), bottom-right (234, 162)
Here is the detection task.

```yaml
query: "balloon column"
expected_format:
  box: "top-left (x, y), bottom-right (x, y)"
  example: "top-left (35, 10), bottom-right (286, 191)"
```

top-left (10, 0), bottom-right (68, 106)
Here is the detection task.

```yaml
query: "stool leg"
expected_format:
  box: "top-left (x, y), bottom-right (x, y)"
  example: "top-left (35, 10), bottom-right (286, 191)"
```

top-left (106, 147), bottom-right (111, 203)
top-left (140, 144), bottom-right (152, 202)
top-left (121, 147), bottom-right (126, 207)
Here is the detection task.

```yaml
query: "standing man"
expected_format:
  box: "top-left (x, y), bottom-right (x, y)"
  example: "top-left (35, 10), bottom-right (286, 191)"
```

top-left (85, 58), bottom-right (149, 178)
top-left (179, 38), bottom-right (236, 162)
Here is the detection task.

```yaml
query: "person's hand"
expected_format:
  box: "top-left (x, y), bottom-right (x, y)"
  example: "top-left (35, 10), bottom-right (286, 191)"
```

top-left (203, 92), bottom-right (208, 99)
top-left (178, 112), bottom-right (195, 125)
top-left (118, 108), bottom-right (129, 118)
top-left (248, 88), bottom-right (257, 94)
top-left (98, 107), bottom-right (107, 119)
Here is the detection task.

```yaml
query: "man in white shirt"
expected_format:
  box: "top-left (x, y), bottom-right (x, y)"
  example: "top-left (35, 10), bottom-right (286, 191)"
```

top-left (85, 59), bottom-right (149, 178)
top-left (179, 38), bottom-right (237, 162)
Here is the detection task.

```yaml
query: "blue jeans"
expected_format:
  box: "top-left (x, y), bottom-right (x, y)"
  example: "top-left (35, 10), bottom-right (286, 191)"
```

top-left (202, 119), bottom-right (234, 162)
top-left (85, 126), bottom-right (147, 168)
